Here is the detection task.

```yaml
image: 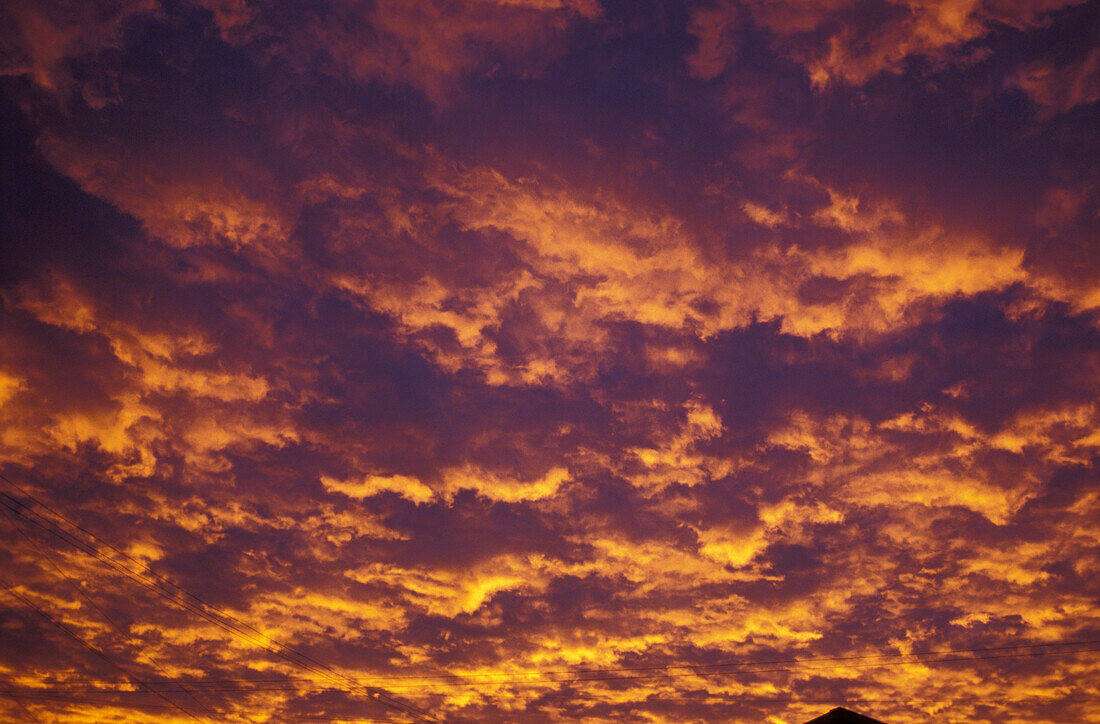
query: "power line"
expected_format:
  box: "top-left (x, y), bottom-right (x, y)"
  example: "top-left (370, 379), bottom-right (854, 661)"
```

top-left (10, 643), bottom-right (1099, 694)
top-left (0, 493), bottom-right (428, 723)
top-left (0, 474), bottom-right (436, 723)
top-left (6, 474), bottom-right (1096, 699)
top-left (4, 472), bottom-right (1097, 718)
top-left (0, 583), bottom-right (207, 723)
top-left (1, 691), bottom-right (45, 724)
top-left (530, 692), bottom-right (1100, 704)
top-left (40, 633), bottom-right (1100, 686)
top-left (24, 637), bottom-right (1100, 688)
top-left (6, 686), bottom-right (1100, 719)
top-left (3, 513), bottom-right (223, 721)
top-left (0, 691), bottom-right (410, 722)
top-left (0, 475), bottom-right (436, 721)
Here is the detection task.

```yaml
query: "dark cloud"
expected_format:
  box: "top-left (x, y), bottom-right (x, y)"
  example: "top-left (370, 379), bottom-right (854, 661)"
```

top-left (1, 1), bottom-right (1097, 722)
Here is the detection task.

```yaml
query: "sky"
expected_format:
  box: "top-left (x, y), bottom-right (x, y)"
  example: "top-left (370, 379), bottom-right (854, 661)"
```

top-left (0, 0), bottom-right (1098, 722)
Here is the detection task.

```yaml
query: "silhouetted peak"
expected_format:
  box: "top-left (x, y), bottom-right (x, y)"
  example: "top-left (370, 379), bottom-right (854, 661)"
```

top-left (802, 706), bottom-right (888, 724)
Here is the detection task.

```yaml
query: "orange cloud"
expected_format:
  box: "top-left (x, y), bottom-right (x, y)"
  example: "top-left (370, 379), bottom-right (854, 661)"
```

top-left (321, 473), bottom-right (435, 504)
top-left (1012, 46), bottom-right (1100, 116)
top-left (737, 0), bottom-right (1087, 88)
top-left (2, 2), bottom-right (1098, 721)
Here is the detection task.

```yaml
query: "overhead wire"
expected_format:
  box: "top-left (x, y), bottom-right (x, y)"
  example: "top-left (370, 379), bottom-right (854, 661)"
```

top-left (1, 691), bottom-right (45, 724)
top-left (9, 641), bottom-right (1100, 694)
top-left (0, 473), bottom-right (436, 723)
top-left (0, 495), bottom-right (430, 723)
top-left (9, 689), bottom-right (1099, 705)
top-left (37, 636), bottom-right (1100, 687)
top-left (0, 583), bottom-right (207, 723)
top-left (3, 513), bottom-right (223, 721)
top-left (0, 691), bottom-right (409, 722)
top-left (0, 474), bottom-right (437, 722)
top-left (6, 686), bottom-right (1100, 723)
top-left (528, 692), bottom-right (1100, 704)
top-left (4, 472), bottom-right (1097, 718)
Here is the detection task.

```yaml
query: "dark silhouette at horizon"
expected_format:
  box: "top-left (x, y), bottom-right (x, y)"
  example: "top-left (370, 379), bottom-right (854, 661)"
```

top-left (803, 706), bottom-right (889, 724)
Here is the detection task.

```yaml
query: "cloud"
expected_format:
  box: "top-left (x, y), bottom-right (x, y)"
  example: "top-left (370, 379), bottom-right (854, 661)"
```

top-left (35, 135), bottom-right (296, 258)
top-left (1011, 46), bottom-right (1100, 116)
top-left (195, 0), bottom-right (601, 106)
top-left (736, 0), bottom-right (1087, 88)
top-left (686, 0), bottom-right (739, 80)
top-left (321, 472), bottom-right (436, 504)
top-left (742, 200), bottom-right (792, 228)
top-left (2, 2), bottom-right (1099, 721)
top-left (0, 0), bottom-right (157, 93)
top-left (440, 466), bottom-right (571, 503)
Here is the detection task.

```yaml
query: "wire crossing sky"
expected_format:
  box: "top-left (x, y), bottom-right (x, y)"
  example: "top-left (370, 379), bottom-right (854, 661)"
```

top-left (1, 1), bottom-right (1098, 722)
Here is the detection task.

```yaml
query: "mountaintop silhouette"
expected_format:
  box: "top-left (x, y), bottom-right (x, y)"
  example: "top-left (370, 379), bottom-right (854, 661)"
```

top-left (803, 707), bottom-right (888, 723)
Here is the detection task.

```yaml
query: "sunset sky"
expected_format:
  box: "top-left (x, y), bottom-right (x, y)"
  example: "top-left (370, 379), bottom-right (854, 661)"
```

top-left (1, 1), bottom-right (1099, 722)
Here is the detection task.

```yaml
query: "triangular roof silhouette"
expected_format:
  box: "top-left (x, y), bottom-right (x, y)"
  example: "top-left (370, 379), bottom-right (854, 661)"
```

top-left (802, 707), bottom-right (888, 724)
